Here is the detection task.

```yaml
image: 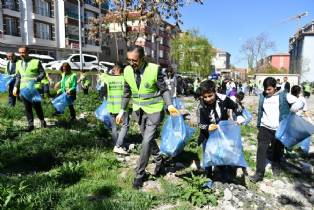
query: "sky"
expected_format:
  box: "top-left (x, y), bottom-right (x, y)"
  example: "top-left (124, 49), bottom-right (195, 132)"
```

top-left (180, 0), bottom-right (314, 68)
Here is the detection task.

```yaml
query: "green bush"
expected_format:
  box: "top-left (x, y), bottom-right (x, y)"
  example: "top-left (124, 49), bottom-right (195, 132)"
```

top-left (180, 173), bottom-right (219, 207)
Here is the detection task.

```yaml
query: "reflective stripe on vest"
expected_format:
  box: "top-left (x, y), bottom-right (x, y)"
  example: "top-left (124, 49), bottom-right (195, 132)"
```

top-left (16, 59), bottom-right (41, 89)
top-left (123, 63), bottom-right (164, 114)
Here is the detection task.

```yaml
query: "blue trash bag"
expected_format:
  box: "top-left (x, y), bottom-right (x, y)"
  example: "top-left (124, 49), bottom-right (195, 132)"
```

top-left (297, 137), bottom-right (311, 153)
top-left (242, 108), bottom-right (253, 125)
top-left (20, 80), bottom-right (42, 103)
top-left (52, 93), bottom-right (73, 113)
top-left (160, 115), bottom-right (195, 157)
top-left (172, 97), bottom-right (184, 109)
top-left (203, 120), bottom-right (247, 168)
top-left (276, 113), bottom-right (314, 148)
top-left (95, 100), bottom-right (112, 128)
top-left (0, 74), bottom-right (13, 93)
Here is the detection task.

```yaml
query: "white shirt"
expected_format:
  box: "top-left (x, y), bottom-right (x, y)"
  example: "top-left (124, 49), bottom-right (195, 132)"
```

top-left (261, 91), bottom-right (303, 130)
top-left (296, 96), bottom-right (307, 116)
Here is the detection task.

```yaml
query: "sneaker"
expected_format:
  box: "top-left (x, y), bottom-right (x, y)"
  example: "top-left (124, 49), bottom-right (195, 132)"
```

top-left (113, 146), bottom-right (128, 155)
top-left (249, 173), bottom-right (264, 183)
top-left (25, 125), bottom-right (34, 132)
top-left (132, 177), bottom-right (144, 189)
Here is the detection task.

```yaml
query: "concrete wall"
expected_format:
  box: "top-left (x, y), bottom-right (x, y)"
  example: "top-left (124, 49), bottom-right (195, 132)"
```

top-left (301, 36), bottom-right (314, 82)
top-left (255, 74), bottom-right (300, 87)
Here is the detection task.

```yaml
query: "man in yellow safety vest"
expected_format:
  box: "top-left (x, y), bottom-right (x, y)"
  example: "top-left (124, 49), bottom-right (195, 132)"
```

top-left (116, 45), bottom-right (180, 189)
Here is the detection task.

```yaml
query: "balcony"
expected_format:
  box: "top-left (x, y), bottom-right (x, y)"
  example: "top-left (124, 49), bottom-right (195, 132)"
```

top-left (66, 34), bottom-right (79, 40)
top-left (65, 10), bottom-right (79, 20)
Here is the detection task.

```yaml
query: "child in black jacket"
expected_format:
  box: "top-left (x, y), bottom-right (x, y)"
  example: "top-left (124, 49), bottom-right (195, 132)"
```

top-left (196, 80), bottom-right (242, 182)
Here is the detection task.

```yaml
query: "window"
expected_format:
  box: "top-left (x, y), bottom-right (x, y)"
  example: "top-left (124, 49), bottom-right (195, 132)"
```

top-left (3, 0), bottom-right (19, 11)
top-left (152, 35), bottom-right (155, 43)
top-left (84, 56), bottom-right (96, 62)
top-left (84, 0), bottom-right (98, 7)
top-left (159, 50), bottom-right (164, 58)
top-left (34, 21), bottom-right (52, 40)
top-left (65, 2), bottom-right (78, 19)
top-left (71, 55), bottom-right (80, 62)
top-left (84, 10), bottom-right (98, 23)
top-left (33, 0), bottom-right (51, 17)
top-left (3, 16), bottom-right (20, 36)
top-left (160, 37), bottom-right (163, 45)
top-left (151, 50), bottom-right (155, 58)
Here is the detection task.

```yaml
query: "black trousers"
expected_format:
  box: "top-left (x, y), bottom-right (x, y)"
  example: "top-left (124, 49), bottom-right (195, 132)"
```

top-left (21, 97), bottom-right (45, 126)
top-left (8, 81), bottom-right (16, 107)
top-left (83, 88), bottom-right (88, 95)
top-left (68, 104), bottom-right (76, 119)
top-left (256, 126), bottom-right (284, 176)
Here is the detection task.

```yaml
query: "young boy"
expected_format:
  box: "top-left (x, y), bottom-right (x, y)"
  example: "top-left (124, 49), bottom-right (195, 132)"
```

top-left (196, 80), bottom-right (242, 182)
top-left (250, 77), bottom-right (303, 183)
top-left (101, 64), bottom-right (130, 155)
top-left (291, 85), bottom-right (308, 116)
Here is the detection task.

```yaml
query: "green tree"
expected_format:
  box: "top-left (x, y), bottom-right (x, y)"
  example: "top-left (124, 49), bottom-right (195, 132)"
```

top-left (170, 30), bottom-right (214, 77)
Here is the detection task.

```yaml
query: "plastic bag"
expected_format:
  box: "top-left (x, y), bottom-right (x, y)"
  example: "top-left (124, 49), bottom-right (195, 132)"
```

top-left (160, 115), bottom-right (195, 157)
top-left (0, 74), bottom-right (13, 93)
top-left (20, 80), bottom-right (42, 103)
top-left (52, 93), bottom-right (73, 113)
top-left (95, 100), bottom-right (112, 128)
top-left (297, 137), bottom-right (311, 153)
top-left (172, 97), bottom-right (184, 109)
top-left (242, 108), bottom-right (253, 125)
top-left (276, 113), bottom-right (314, 148)
top-left (203, 120), bottom-right (247, 168)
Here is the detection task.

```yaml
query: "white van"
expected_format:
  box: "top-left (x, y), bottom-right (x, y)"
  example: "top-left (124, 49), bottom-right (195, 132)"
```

top-left (45, 54), bottom-right (99, 71)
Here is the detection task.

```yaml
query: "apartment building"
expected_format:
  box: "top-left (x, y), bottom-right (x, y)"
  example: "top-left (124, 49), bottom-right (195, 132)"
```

top-left (0, 0), bottom-right (106, 59)
top-left (100, 12), bottom-right (179, 68)
top-left (289, 21), bottom-right (314, 82)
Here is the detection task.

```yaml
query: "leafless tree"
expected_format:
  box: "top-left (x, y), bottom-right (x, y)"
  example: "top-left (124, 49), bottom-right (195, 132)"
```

top-left (240, 33), bottom-right (276, 71)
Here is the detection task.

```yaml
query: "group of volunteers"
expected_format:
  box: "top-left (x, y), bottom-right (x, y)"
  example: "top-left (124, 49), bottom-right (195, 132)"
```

top-left (2, 45), bottom-right (312, 189)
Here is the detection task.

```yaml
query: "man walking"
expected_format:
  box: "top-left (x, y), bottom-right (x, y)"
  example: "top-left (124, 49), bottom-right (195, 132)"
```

top-left (13, 46), bottom-right (47, 132)
top-left (116, 45), bottom-right (179, 189)
top-left (281, 76), bottom-right (290, 93)
top-left (5, 52), bottom-right (17, 106)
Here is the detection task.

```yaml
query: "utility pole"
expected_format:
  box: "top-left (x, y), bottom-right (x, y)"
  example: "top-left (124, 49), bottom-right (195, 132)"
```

top-left (78, 0), bottom-right (83, 71)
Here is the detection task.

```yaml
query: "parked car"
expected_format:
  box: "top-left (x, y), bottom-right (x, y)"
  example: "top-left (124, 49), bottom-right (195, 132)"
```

top-left (29, 54), bottom-right (55, 69)
top-left (99, 61), bottom-right (114, 73)
top-left (45, 54), bottom-right (99, 71)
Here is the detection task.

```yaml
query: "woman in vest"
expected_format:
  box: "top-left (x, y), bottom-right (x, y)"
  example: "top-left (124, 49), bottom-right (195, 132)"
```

top-left (54, 63), bottom-right (77, 121)
top-left (250, 77), bottom-right (304, 183)
top-left (101, 63), bottom-right (130, 155)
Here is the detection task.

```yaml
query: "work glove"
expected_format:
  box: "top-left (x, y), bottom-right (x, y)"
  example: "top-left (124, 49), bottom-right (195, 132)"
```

top-left (13, 87), bottom-right (18, 96)
top-left (208, 124), bottom-right (218, 132)
top-left (167, 105), bottom-right (180, 116)
top-left (116, 110), bottom-right (125, 124)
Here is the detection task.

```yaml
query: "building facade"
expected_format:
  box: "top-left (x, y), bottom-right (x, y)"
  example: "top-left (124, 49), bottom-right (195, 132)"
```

top-left (100, 12), bottom-right (179, 68)
top-left (212, 49), bottom-right (231, 78)
top-left (256, 53), bottom-right (290, 73)
top-left (289, 21), bottom-right (314, 82)
top-left (0, 0), bottom-right (106, 59)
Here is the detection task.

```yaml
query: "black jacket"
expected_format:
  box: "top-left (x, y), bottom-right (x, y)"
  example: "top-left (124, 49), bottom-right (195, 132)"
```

top-left (196, 93), bottom-right (240, 144)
